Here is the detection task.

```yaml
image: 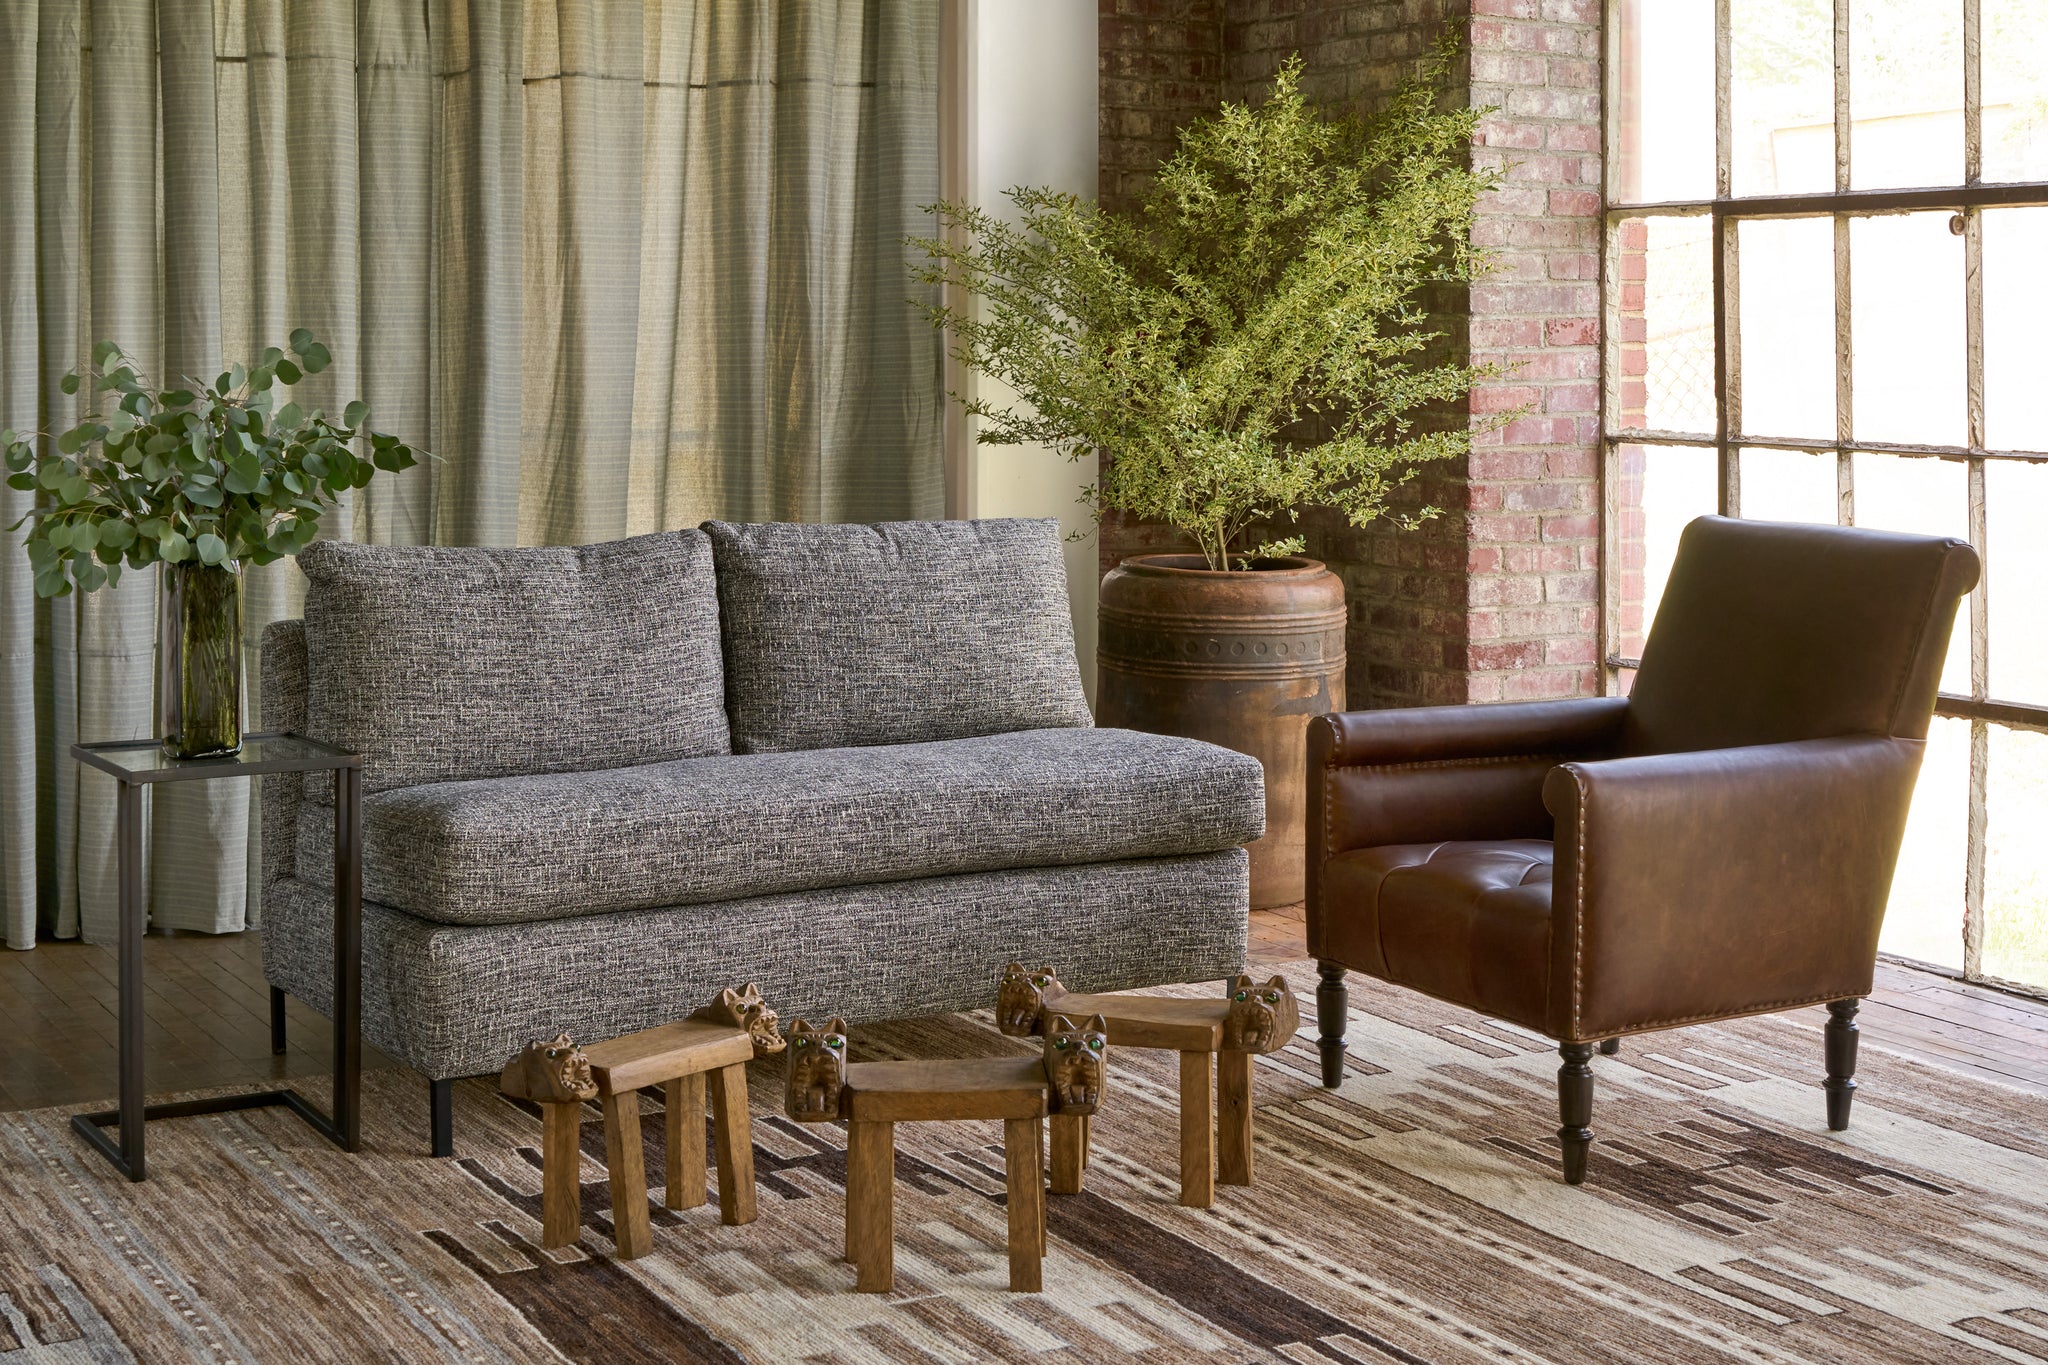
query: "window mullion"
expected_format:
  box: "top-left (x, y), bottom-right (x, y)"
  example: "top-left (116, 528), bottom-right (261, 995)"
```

top-left (1713, 0), bottom-right (1735, 516)
top-left (1833, 0), bottom-right (1853, 525)
top-left (1962, 0), bottom-right (1988, 983)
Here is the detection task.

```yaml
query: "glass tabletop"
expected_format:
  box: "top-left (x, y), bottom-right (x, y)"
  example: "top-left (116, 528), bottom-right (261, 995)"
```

top-left (72, 732), bottom-right (360, 783)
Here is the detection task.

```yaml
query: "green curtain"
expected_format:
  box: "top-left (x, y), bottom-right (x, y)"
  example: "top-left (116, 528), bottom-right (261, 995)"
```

top-left (0, 0), bottom-right (942, 950)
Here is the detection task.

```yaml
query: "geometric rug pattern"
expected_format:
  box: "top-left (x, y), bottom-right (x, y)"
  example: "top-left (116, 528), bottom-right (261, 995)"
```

top-left (2, 961), bottom-right (2045, 1363)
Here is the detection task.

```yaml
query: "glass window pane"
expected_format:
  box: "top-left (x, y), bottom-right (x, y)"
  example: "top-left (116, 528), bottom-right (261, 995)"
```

top-left (1983, 208), bottom-right (2048, 454)
top-left (1615, 444), bottom-right (1719, 659)
top-left (1731, 0), bottom-right (1834, 197)
top-left (1850, 0), bottom-right (1964, 190)
top-left (1736, 217), bottom-right (1835, 441)
top-left (1982, 0), bottom-right (2048, 183)
top-left (1613, 217), bottom-right (1714, 435)
top-left (1853, 452), bottom-right (1971, 695)
top-left (1740, 447), bottom-right (1839, 524)
top-left (1987, 460), bottom-right (2048, 704)
top-left (1851, 213), bottom-right (1964, 448)
top-left (1879, 713), bottom-right (1968, 970)
top-left (1613, 0), bottom-right (1716, 204)
top-left (1984, 724), bottom-right (2048, 991)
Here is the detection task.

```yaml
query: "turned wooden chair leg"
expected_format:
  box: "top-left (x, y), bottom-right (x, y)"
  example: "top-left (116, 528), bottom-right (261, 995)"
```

top-left (1598, 1038), bottom-right (1621, 1056)
top-left (1557, 1042), bottom-right (1596, 1186)
top-left (1004, 1117), bottom-right (1044, 1292)
top-left (1050, 1112), bottom-right (1086, 1195)
top-left (602, 1089), bottom-right (653, 1259)
top-left (540, 1100), bottom-right (583, 1249)
top-left (1317, 961), bottom-right (1348, 1088)
top-left (1179, 1050), bottom-right (1215, 1208)
top-left (1217, 1049), bottom-right (1254, 1186)
top-left (1825, 998), bottom-right (1861, 1131)
top-left (665, 1073), bottom-right (706, 1211)
top-left (848, 1120), bottom-right (895, 1292)
top-left (709, 1062), bottom-right (757, 1225)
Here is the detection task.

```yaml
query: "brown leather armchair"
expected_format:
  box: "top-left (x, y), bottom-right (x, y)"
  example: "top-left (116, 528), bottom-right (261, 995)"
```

top-left (1306, 516), bottom-right (1980, 1184)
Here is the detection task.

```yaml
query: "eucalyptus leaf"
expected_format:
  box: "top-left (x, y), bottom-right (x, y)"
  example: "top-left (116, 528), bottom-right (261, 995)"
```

top-left (301, 343), bottom-right (331, 374)
top-left (343, 400), bottom-right (368, 428)
top-left (158, 530), bottom-right (190, 563)
top-left (195, 532), bottom-right (227, 565)
top-left (288, 327), bottom-right (314, 354)
top-left (275, 359), bottom-right (301, 385)
top-left (59, 372), bottom-right (79, 395)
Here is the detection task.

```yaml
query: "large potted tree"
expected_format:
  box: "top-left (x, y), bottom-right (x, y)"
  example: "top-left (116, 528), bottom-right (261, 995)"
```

top-left (6, 335), bottom-right (422, 758)
top-left (911, 49), bottom-right (1501, 906)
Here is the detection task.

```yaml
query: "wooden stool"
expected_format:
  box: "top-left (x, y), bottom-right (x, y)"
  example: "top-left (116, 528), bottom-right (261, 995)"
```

top-left (998, 967), bottom-right (1299, 1208)
top-left (783, 1014), bottom-right (1106, 1293)
top-left (498, 985), bottom-right (784, 1260)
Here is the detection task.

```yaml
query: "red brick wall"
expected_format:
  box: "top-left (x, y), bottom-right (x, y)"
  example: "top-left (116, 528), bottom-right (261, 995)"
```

top-left (1096, 0), bottom-right (1605, 707)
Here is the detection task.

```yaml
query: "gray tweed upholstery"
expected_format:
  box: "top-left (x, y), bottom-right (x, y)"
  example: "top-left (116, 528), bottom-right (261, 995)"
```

top-left (260, 523), bottom-right (1258, 1096)
top-left (291, 727), bottom-right (1264, 926)
top-left (703, 518), bottom-right (1094, 752)
top-left (298, 532), bottom-right (729, 795)
top-left (260, 852), bottom-right (1249, 1080)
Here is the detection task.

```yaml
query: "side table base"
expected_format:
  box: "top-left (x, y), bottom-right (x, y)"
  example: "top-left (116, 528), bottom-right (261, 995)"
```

top-left (71, 1087), bottom-right (356, 1183)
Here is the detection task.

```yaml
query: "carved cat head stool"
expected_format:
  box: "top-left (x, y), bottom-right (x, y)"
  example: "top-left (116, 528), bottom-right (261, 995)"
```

top-left (500, 984), bottom-right (784, 1260)
top-left (995, 964), bottom-right (1299, 1208)
top-left (782, 1014), bottom-right (1108, 1294)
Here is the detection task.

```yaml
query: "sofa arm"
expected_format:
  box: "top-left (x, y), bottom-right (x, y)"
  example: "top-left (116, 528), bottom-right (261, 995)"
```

top-left (259, 618), bottom-right (309, 891)
top-left (1309, 698), bottom-right (1629, 857)
top-left (1542, 735), bottom-right (1923, 1041)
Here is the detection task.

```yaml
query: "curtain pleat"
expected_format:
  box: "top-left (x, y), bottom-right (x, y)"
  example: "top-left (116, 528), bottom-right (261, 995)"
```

top-left (0, 0), bottom-right (939, 951)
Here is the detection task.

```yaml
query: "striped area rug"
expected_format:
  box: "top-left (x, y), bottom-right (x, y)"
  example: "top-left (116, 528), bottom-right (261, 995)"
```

top-left (2, 960), bottom-right (2045, 1363)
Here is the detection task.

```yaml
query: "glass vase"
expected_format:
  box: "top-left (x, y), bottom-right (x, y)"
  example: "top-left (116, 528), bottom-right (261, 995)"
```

top-left (158, 561), bottom-right (244, 759)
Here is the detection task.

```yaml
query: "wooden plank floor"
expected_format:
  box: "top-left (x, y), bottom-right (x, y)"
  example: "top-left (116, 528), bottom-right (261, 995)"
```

top-left (0, 914), bottom-right (2042, 1110)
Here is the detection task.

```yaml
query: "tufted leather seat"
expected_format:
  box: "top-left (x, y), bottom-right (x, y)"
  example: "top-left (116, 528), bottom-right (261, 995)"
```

top-left (1306, 517), bottom-right (1982, 1184)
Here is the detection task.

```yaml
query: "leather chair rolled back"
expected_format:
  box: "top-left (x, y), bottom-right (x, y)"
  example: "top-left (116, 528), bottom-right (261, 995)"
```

top-left (1306, 516), bottom-right (1981, 1184)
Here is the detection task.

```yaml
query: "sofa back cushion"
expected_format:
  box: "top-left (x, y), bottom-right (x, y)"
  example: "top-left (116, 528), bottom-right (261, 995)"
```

top-left (299, 531), bottom-right (730, 793)
top-left (703, 518), bottom-right (1093, 752)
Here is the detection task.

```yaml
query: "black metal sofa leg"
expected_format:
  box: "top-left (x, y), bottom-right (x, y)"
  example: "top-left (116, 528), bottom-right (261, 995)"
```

top-left (1825, 998), bottom-right (1861, 1131)
top-left (1557, 1042), bottom-right (1596, 1185)
top-left (270, 987), bottom-right (287, 1057)
top-left (430, 1078), bottom-right (454, 1157)
top-left (1316, 961), bottom-right (1348, 1088)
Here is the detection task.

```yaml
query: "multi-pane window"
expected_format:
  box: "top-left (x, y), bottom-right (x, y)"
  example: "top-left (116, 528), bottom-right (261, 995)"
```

top-left (1604, 0), bottom-right (2048, 992)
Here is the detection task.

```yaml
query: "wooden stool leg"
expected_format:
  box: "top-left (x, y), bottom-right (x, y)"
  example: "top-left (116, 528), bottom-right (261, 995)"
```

top-left (666, 1073), bottom-right (706, 1211)
top-left (1005, 1117), bottom-right (1044, 1292)
top-left (1179, 1050), bottom-right (1214, 1208)
top-left (1217, 1049), bottom-right (1254, 1187)
top-left (709, 1062), bottom-right (757, 1225)
top-left (1049, 1112), bottom-right (1086, 1195)
top-left (602, 1089), bottom-right (653, 1260)
top-left (1080, 1113), bottom-right (1091, 1168)
top-left (848, 1120), bottom-right (895, 1292)
top-left (1036, 1117), bottom-right (1047, 1255)
top-left (540, 1101), bottom-right (583, 1249)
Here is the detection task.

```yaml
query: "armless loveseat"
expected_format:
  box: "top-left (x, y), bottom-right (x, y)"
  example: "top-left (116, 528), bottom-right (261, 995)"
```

top-left (260, 518), bottom-right (1263, 1154)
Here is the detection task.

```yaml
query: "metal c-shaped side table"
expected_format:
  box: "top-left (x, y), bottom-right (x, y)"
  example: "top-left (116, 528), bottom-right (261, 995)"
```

top-left (68, 733), bottom-right (362, 1181)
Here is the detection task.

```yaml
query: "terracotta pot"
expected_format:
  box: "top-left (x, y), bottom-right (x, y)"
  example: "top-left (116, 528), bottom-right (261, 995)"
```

top-left (1097, 555), bottom-right (1345, 909)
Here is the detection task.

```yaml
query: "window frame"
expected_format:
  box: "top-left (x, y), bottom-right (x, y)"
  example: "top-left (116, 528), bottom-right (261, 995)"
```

top-left (1601, 0), bottom-right (2048, 991)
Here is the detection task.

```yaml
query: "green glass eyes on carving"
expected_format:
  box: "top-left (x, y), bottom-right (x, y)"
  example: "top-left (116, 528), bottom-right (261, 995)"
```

top-left (826, 1037), bottom-right (843, 1050)
top-left (1087, 1038), bottom-right (1103, 1051)
top-left (1265, 991), bottom-right (1280, 1003)
top-left (796, 1037), bottom-right (810, 1047)
top-left (1033, 976), bottom-right (1050, 987)
top-left (1234, 990), bottom-right (1248, 1001)
top-left (1053, 1037), bottom-right (1070, 1050)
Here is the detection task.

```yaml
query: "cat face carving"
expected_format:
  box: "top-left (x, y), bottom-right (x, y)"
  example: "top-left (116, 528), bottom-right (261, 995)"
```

top-left (783, 1017), bottom-right (848, 1122)
top-left (997, 962), bottom-right (1064, 1037)
top-left (1042, 1013), bottom-right (1107, 1114)
top-left (1221, 974), bottom-right (1300, 1054)
top-left (498, 1033), bottom-right (599, 1104)
top-left (694, 982), bottom-right (786, 1058)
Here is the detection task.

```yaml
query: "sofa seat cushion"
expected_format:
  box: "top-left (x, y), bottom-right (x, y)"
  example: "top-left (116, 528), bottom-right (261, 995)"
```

top-left (298, 727), bottom-right (1265, 926)
top-left (703, 518), bottom-right (1094, 752)
top-left (298, 531), bottom-right (730, 795)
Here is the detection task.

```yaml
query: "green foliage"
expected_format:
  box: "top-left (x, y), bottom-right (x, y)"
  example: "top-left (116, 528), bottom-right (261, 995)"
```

top-left (910, 44), bottom-right (1503, 569)
top-left (4, 335), bottom-right (423, 597)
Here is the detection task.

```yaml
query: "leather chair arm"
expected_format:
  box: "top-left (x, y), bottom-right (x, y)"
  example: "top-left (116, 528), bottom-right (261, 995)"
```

top-left (1309, 698), bottom-right (1630, 856)
top-left (1541, 735), bottom-right (1923, 1041)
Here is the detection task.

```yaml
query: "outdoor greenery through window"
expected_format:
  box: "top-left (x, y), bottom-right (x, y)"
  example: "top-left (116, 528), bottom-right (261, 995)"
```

top-left (1605, 0), bottom-right (2048, 992)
